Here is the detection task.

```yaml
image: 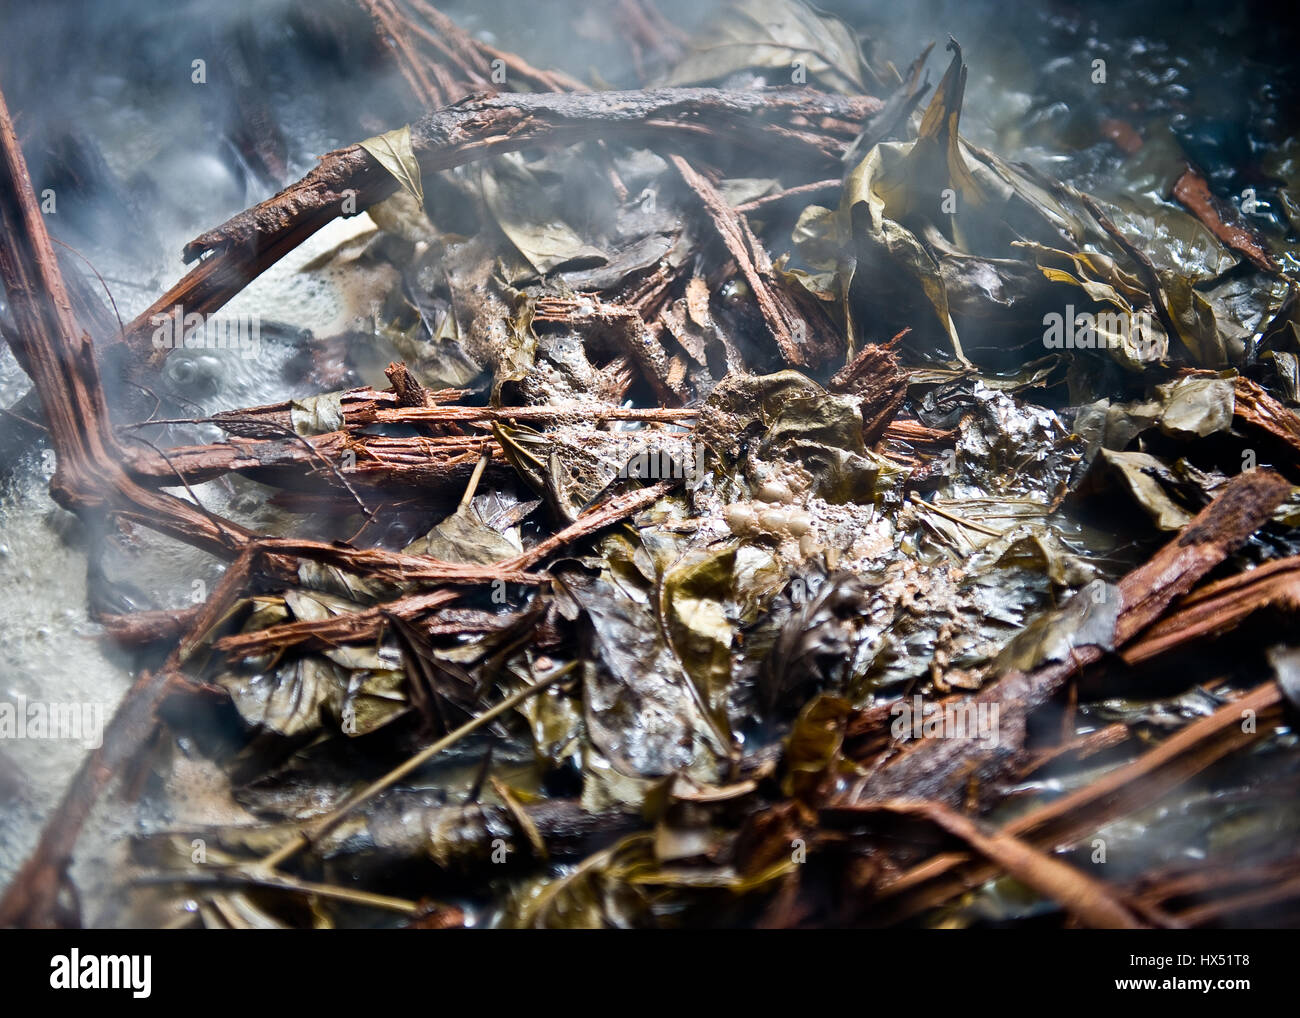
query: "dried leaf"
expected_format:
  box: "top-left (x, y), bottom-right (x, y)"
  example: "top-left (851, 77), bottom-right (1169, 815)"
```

top-left (360, 123), bottom-right (424, 210)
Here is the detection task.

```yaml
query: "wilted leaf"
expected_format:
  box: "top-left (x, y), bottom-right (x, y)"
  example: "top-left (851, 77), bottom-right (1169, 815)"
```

top-left (995, 581), bottom-right (1121, 673)
top-left (296, 560), bottom-right (400, 603)
top-left (1019, 241), bottom-right (1168, 368)
top-left (340, 664), bottom-right (409, 735)
top-left (1098, 449), bottom-right (1195, 531)
top-left (781, 694), bottom-right (852, 801)
top-left (1154, 375), bottom-right (1235, 438)
top-left (290, 392), bottom-right (344, 436)
top-left (759, 573), bottom-right (880, 712)
top-left (663, 0), bottom-right (870, 93)
top-left (481, 156), bottom-right (607, 276)
top-left (219, 655), bottom-right (346, 738)
top-left (360, 123), bottom-right (424, 210)
top-left (558, 566), bottom-right (727, 785)
top-left (403, 498), bottom-right (522, 565)
top-left (697, 370), bottom-right (906, 504)
top-left (661, 546), bottom-right (738, 744)
top-left (953, 381), bottom-right (1080, 504)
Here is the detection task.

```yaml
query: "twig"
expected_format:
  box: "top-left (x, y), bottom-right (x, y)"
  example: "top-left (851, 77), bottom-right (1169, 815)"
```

top-left (255, 661), bottom-right (578, 872)
top-left (862, 682), bottom-right (1282, 925)
top-left (134, 869), bottom-right (422, 917)
top-left (732, 179), bottom-right (840, 213)
top-left (669, 153), bottom-right (837, 367)
top-left (860, 799), bottom-right (1150, 928)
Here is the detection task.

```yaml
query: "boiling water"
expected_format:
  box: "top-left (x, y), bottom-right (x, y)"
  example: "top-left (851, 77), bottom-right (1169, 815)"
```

top-left (0, 0), bottom-right (1294, 924)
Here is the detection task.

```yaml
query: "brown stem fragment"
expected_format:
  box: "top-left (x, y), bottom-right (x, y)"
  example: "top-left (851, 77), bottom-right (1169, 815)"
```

top-left (96, 605), bottom-right (204, 648)
top-left (0, 551), bottom-right (256, 927)
top-left (0, 670), bottom-right (177, 927)
top-left (828, 328), bottom-right (909, 444)
top-left (856, 799), bottom-right (1151, 928)
top-left (862, 682), bottom-right (1282, 925)
top-left (1121, 553), bottom-right (1300, 665)
top-left (1172, 167), bottom-right (1277, 273)
top-left (669, 153), bottom-right (839, 367)
top-left (1232, 375), bottom-right (1300, 476)
top-left (0, 87), bottom-right (250, 559)
top-left (532, 294), bottom-right (684, 405)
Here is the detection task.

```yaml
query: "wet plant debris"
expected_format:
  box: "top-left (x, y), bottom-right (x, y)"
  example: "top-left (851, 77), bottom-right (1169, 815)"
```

top-left (2, 0), bottom-right (1300, 933)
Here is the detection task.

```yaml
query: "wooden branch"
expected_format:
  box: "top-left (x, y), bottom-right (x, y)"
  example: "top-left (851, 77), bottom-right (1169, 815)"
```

top-left (0, 87), bottom-right (251, 559)
top-left (360, 0), bottom-right (448, 108)
top-left (1233, 375), bottom-right (1300, 475)
top-left (857, 799), bottom-right (1150, 928)
top-left (1127, 853), bottom-right (1300, 926)
top-left (352, 403), bottom-right (699, 427)
top-left (398, 0), bottom-right (584, 96)
top-left (215, 588), bottom-right (459, 658)
top-left (1121, 553), bottom-right (1300, 665)
top-left (118, 87), bottom-right (880, 356)
top-left (123, 429), bottom-right (499, 490)
top-left (95, 605), bottom-right (203, 648)
top-left (120, 390), bottom-right (930, 493)
top-left (732, 178), bottom-right (840, 213)
top-left (216, 480), bottom-right (676, 657)
top-left (0, 550), bottom-right (255, 927)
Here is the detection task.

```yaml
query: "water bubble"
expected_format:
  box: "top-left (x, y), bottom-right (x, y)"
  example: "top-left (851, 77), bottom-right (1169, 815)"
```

top-left (719, 279), bottom-right (750, 307)
top-left (163, 351), bottom-right (225, 397)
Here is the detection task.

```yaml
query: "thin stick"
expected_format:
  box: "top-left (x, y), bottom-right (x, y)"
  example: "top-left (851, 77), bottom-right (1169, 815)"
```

top-left (912, 498), bottom-right (1004, 538)
top-left (135, 869), bottom-right (422, 916)
top-left (732, 179), bottom-right (840, 213)
top-left (256, 662), bottom-right (577, 872)
top-left (459, 448), bottom-right (490, 510)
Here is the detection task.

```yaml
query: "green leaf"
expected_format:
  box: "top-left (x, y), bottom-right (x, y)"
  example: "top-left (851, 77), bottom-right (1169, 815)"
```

top-left (661, 547), bottom-right (738, 746)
